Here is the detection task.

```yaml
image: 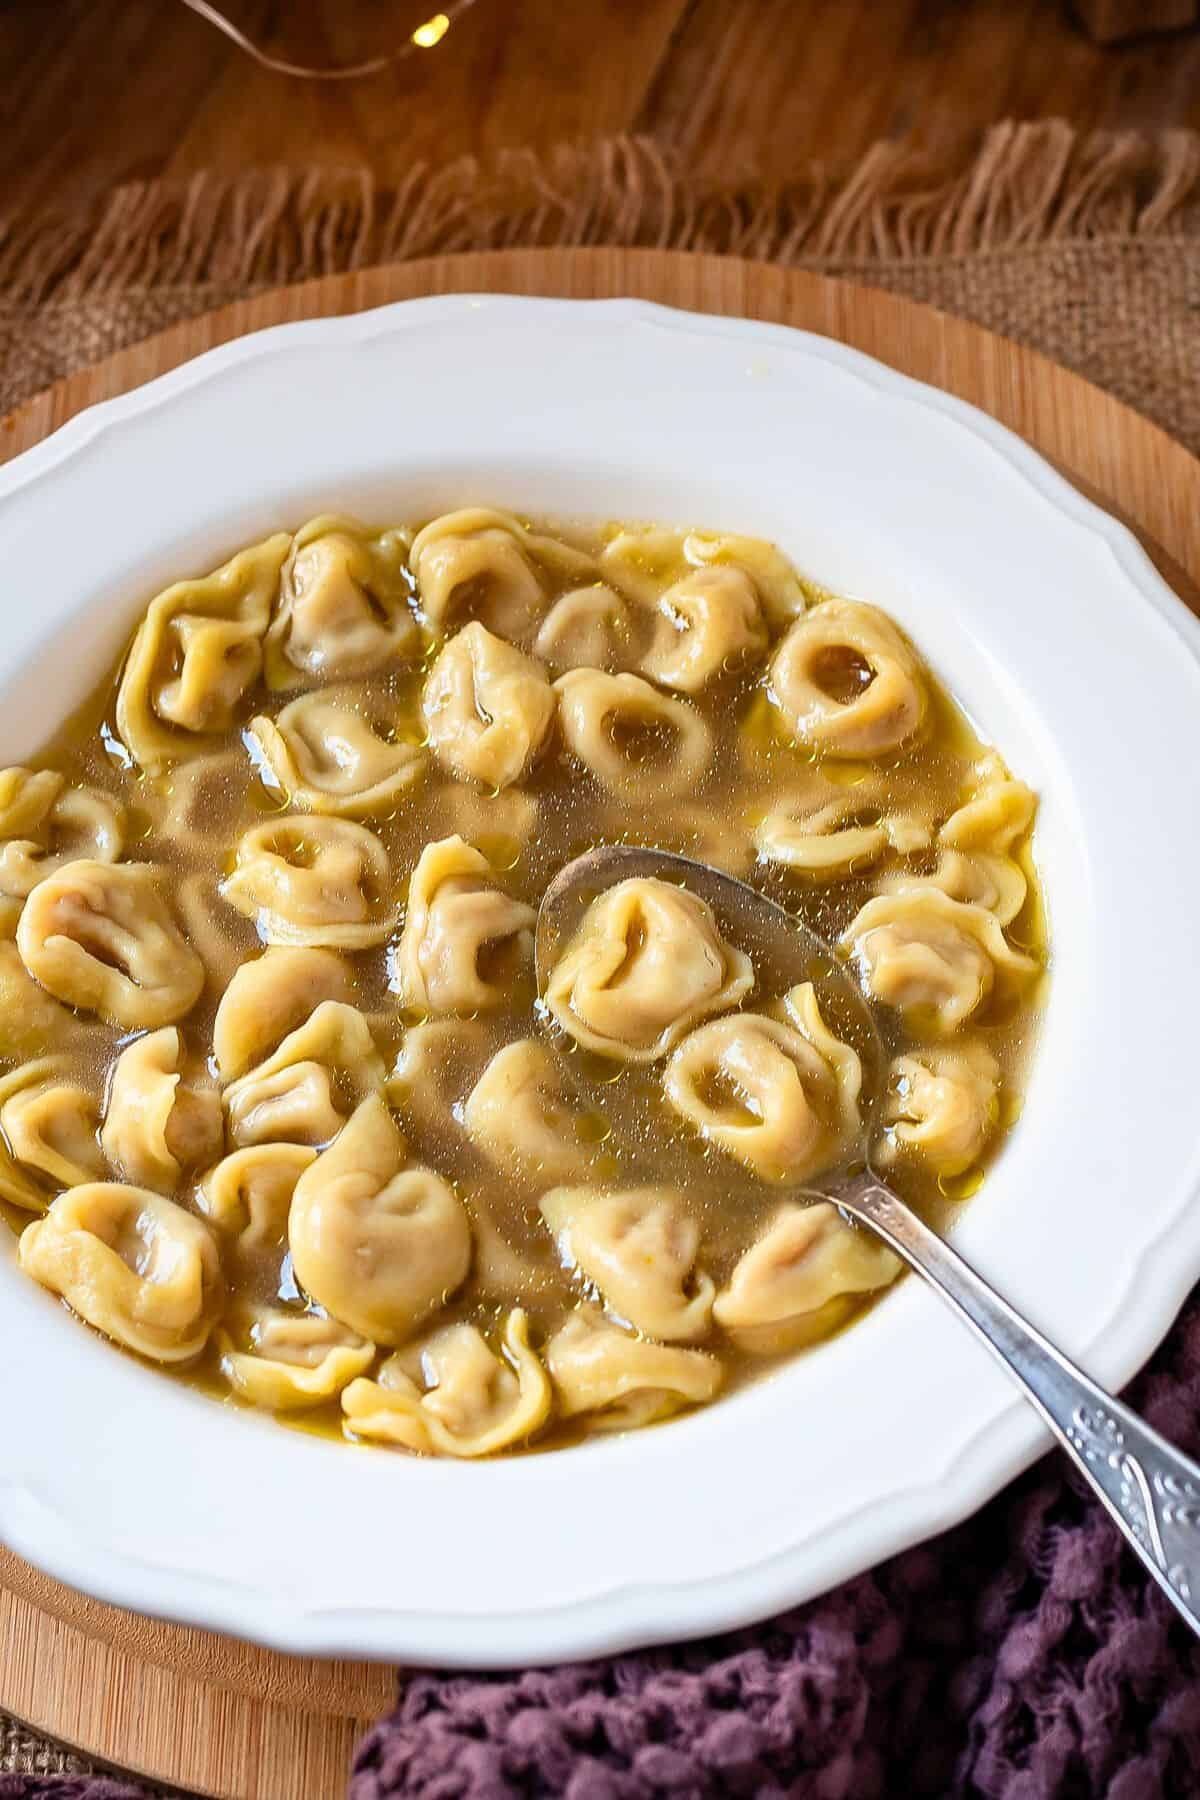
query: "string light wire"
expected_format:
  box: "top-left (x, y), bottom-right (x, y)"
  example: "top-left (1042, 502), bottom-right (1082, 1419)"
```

top-left (177, 1), bottom-right (478, 79)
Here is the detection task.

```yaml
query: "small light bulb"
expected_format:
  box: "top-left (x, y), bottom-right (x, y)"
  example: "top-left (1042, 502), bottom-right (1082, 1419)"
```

top-left (411, 12), bottom-right (451, 47)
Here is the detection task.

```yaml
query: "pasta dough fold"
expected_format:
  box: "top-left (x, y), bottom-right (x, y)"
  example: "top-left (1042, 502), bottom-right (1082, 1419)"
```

top-left (17, 860), bottom-right (204, 1029)
top-left (544, 877), bottom-right (753, 1063)
top-left (224, 1000), bottom-right (385, 1148)
top-left (248, 689), bottom-right (424, 817)
top-left (410, 508), bottom-right (593, 642)
top-left (463, 1039), bottom-right (598, 1180)
top-left (555, 669), bottom-right (712, 799)
top-left (540, 1185), bottom-right (715, 1341)
top-left (422, 623), bottom-right (555, 790)
top-left (18, 1183), bottom-right (223, 1362)
top-left (714, 1202), bottom-right (901, 1354)
top-left (220, 817), bottom-right (397, 947)
top-left (265, 516), bottom-right (419, 684)
top-left (392, 836), bottom-right (535, 1015)
top-left (101, 1027), bottom-right (221, 1192)
top-left (0, 1058), bottom-right (103, 1199)
top-left (116, 534), bottom-right (290, 768)
top-left (842, 887), bottom-right (1037, 1034)
top-left (880, 1042), bottom-right (1000, 1177)
top-left (218, 1304), bottom-right (375, 1410)
top-left (0, 770), bottom-right (124, 932)
top-left (769, 600), bottom-right (926, 757)
top-left (342, 1308), bottom-right (550, 1456)
top-left (664, 982), bottom-right (861, 1181)
top-left (546, 1306), bottom-right (723, 1430)
top-left (288, 1094), bottom-right (471, 1344)
top-left (212, 946), bottom-right (354, 1081)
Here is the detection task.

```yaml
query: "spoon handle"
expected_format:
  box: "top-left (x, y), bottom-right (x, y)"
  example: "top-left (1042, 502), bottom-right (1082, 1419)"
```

top-left (829, 1169), bottom-right (1200, 1637)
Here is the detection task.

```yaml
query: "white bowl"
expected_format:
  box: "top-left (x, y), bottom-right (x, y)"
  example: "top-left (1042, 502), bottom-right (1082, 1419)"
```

top-left (2, 296), bottom-right (1199, 1668)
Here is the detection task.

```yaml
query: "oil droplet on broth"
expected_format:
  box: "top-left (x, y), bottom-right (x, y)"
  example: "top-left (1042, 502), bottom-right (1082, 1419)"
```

top-left (938, 1167), bottom-right (986, 1203)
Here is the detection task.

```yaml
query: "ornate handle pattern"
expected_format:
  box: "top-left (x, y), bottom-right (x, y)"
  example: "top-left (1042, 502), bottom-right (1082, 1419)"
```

top-left (828, 1170), bottom-right (1200, 1634)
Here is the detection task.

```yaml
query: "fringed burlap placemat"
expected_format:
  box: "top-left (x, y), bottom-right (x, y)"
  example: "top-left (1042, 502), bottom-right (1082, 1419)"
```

top-left (3, 116), bottom-right (1200, 1798)
top-left (1, 119), bottom-right (1199, 451)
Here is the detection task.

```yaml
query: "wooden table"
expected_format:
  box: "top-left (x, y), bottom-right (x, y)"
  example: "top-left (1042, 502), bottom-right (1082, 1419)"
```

top-left (1, 0), bottom-right (1199, 218)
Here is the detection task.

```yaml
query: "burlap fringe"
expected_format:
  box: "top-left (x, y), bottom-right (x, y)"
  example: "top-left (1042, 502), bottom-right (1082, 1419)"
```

top-left (2, 119), bottom-right (1199, 307)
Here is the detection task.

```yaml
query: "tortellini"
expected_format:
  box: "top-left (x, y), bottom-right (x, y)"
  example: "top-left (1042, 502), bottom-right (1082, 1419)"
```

top-left (540, 1186), bottom-right (715, 1341)
top-left (940, 754), bottom-right (1036, 853)
top-left (554, 669), bottom-right (711, 800)
top-left (17, 860), bottom-right (204, 1029)
top-left (421, 623), bottom-right (555, 790)
top-left (265, 516), bottom-right (419, 684)
top-left (18, 1183), bottom-right (223, 1362)
top-left (640, 568), bottom-right (767, 693)
top-left (409, 508), bottom-right (592, 642)
top-left (223, 1001), bottom-right (385, 1148)
top-left (342, 1309), bottom-right (550, 1457)
top-left (544, 877), bottom-right (753, 1063)
top-left (714, 1202), bottom-right (902, 1354)
top-left (546, 1307), bottom-right (723, 1431)
top-left (101, 1027), bottom-right (221, 1191)
top-left (212, 946), bottom-right (355, 1081)
top-left (116, 533), bottom-right (291, 768)
top-left (463, 1039), bottom-right (598, 1180)
top-left (769, 599), bottom-right (926, 757)
top-left (880, 1042), bottom-right (1000, 1177)
top-left (533, 584), bottom-right (640, 674)
top-left (288, 1095), bottom-right (471, 1344)
top-left (0, 769), bottom-right (124, 932)
top-left (842, 888), bottom-right (1037, 1035)
top-left (247, 689), bottom-right (424, 817)
top-left (217, 1304), bottom-right (374, 1411)
top-left (0, 941), bottom-right (84, 1062)
top-left (196, 1141), bottom-right (317, 1255)
top-left (220, 816), bottom-right (397, 948)
top-left (879, 847), bottom-right (1026, 927)
top-left (664, 983), bottom-right (861, 1182)
top-left (601, 526), bottom-right (805, 629)
top-left (0, 1058), bottom-right (103, 1201)
top-left (385, 1016), bottom-right (498, 1134)
top-left (392, 836), bottom-right (535, 1015)
top-left (754, 792), bottom-right (930, 876)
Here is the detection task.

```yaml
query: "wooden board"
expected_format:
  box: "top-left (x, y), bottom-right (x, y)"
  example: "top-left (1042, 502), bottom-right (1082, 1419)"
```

top-left (1, 248), bottom-right (1198, 1799)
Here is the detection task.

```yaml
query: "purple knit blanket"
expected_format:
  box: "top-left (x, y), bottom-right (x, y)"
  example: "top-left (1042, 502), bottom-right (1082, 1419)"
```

top-left (8, 1294), bottom-right (1200, 1800)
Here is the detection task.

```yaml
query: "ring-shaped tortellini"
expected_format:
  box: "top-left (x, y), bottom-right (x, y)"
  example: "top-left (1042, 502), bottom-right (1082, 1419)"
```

top-left (713, 1201), bottom-right (902, 1355)
top-left (421, 623), bottom-right (555, 791)
top-left (116, 533), bottom-right (291, 769)
top-left (247, 689), bottom-right (424, 818)
top-left (100, 1027), bottom-right (221, 1192)
top-left (196, 1142), bottom-right (317, 1261)
top-left (0, 1058), bottom-right (104, 1203)
top-left (385, 1016), bottom-right (498, 1135)
top-left (223, 1001), bottom-right (385, 1149)
top-left (879, 1042), bottom-right (1000, 1178)
top-left (212, 946), bottom-right (355, 1081)
top-left (540, 1185), bottom-right (715, 1342)
top-left (17, 860), bottom-right (204, 1030)
top-left (18, 1183), bottom-right (223, 1363)
top-left (546, 1306), bottom-right (724, 1430)
top-left (879, 847), bottom-right (1027, 928)
top-left (288, 1094), bottom-right (471, 1345)
top-left (842, 887), bottom-right (1038, 1035)
top-left (264, 516), bottom-right (420, 685)
top-left (392, 836), bottom-right (536, 1016)
top-left (554, 669), bottom-right (712, 801)
top-left (409, 508), bottom-right (593, 643)
top-left (463, 1039), bottom-right (600, 1181)
top-left (342, 1308), bottom-right (551, 1457)
top-left (543, 877), bottom-right (754, 1064)
top-left (939, 754), bottom-right (1037, 854)
top-left (601, 527), bottom-right (805, 631)
top-left (0, 770), bottom-right (124, 932)
top-left (640, 568), bottom-right (768, 693)
top-left (664, 982), bottom-right (861, 1183)
top-left (217, 1303), bottom-right (375, 1411)
top-left (533, 584), bottom-right (641, 675)
top-left (754, 792), bottom-right (931, 877)
top-left (769, 599), bottom-right (927, 758)
top-left (220, 816), bottom-right (397, 948)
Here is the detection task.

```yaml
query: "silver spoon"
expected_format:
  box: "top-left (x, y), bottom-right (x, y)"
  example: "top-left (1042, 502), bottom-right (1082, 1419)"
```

top-left (536, 844), bottom-right (1200, 1636)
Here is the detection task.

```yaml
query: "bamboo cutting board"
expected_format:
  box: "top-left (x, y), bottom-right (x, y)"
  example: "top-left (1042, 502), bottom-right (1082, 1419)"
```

top-left (1, 249), bottom-right (1198, 1800)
